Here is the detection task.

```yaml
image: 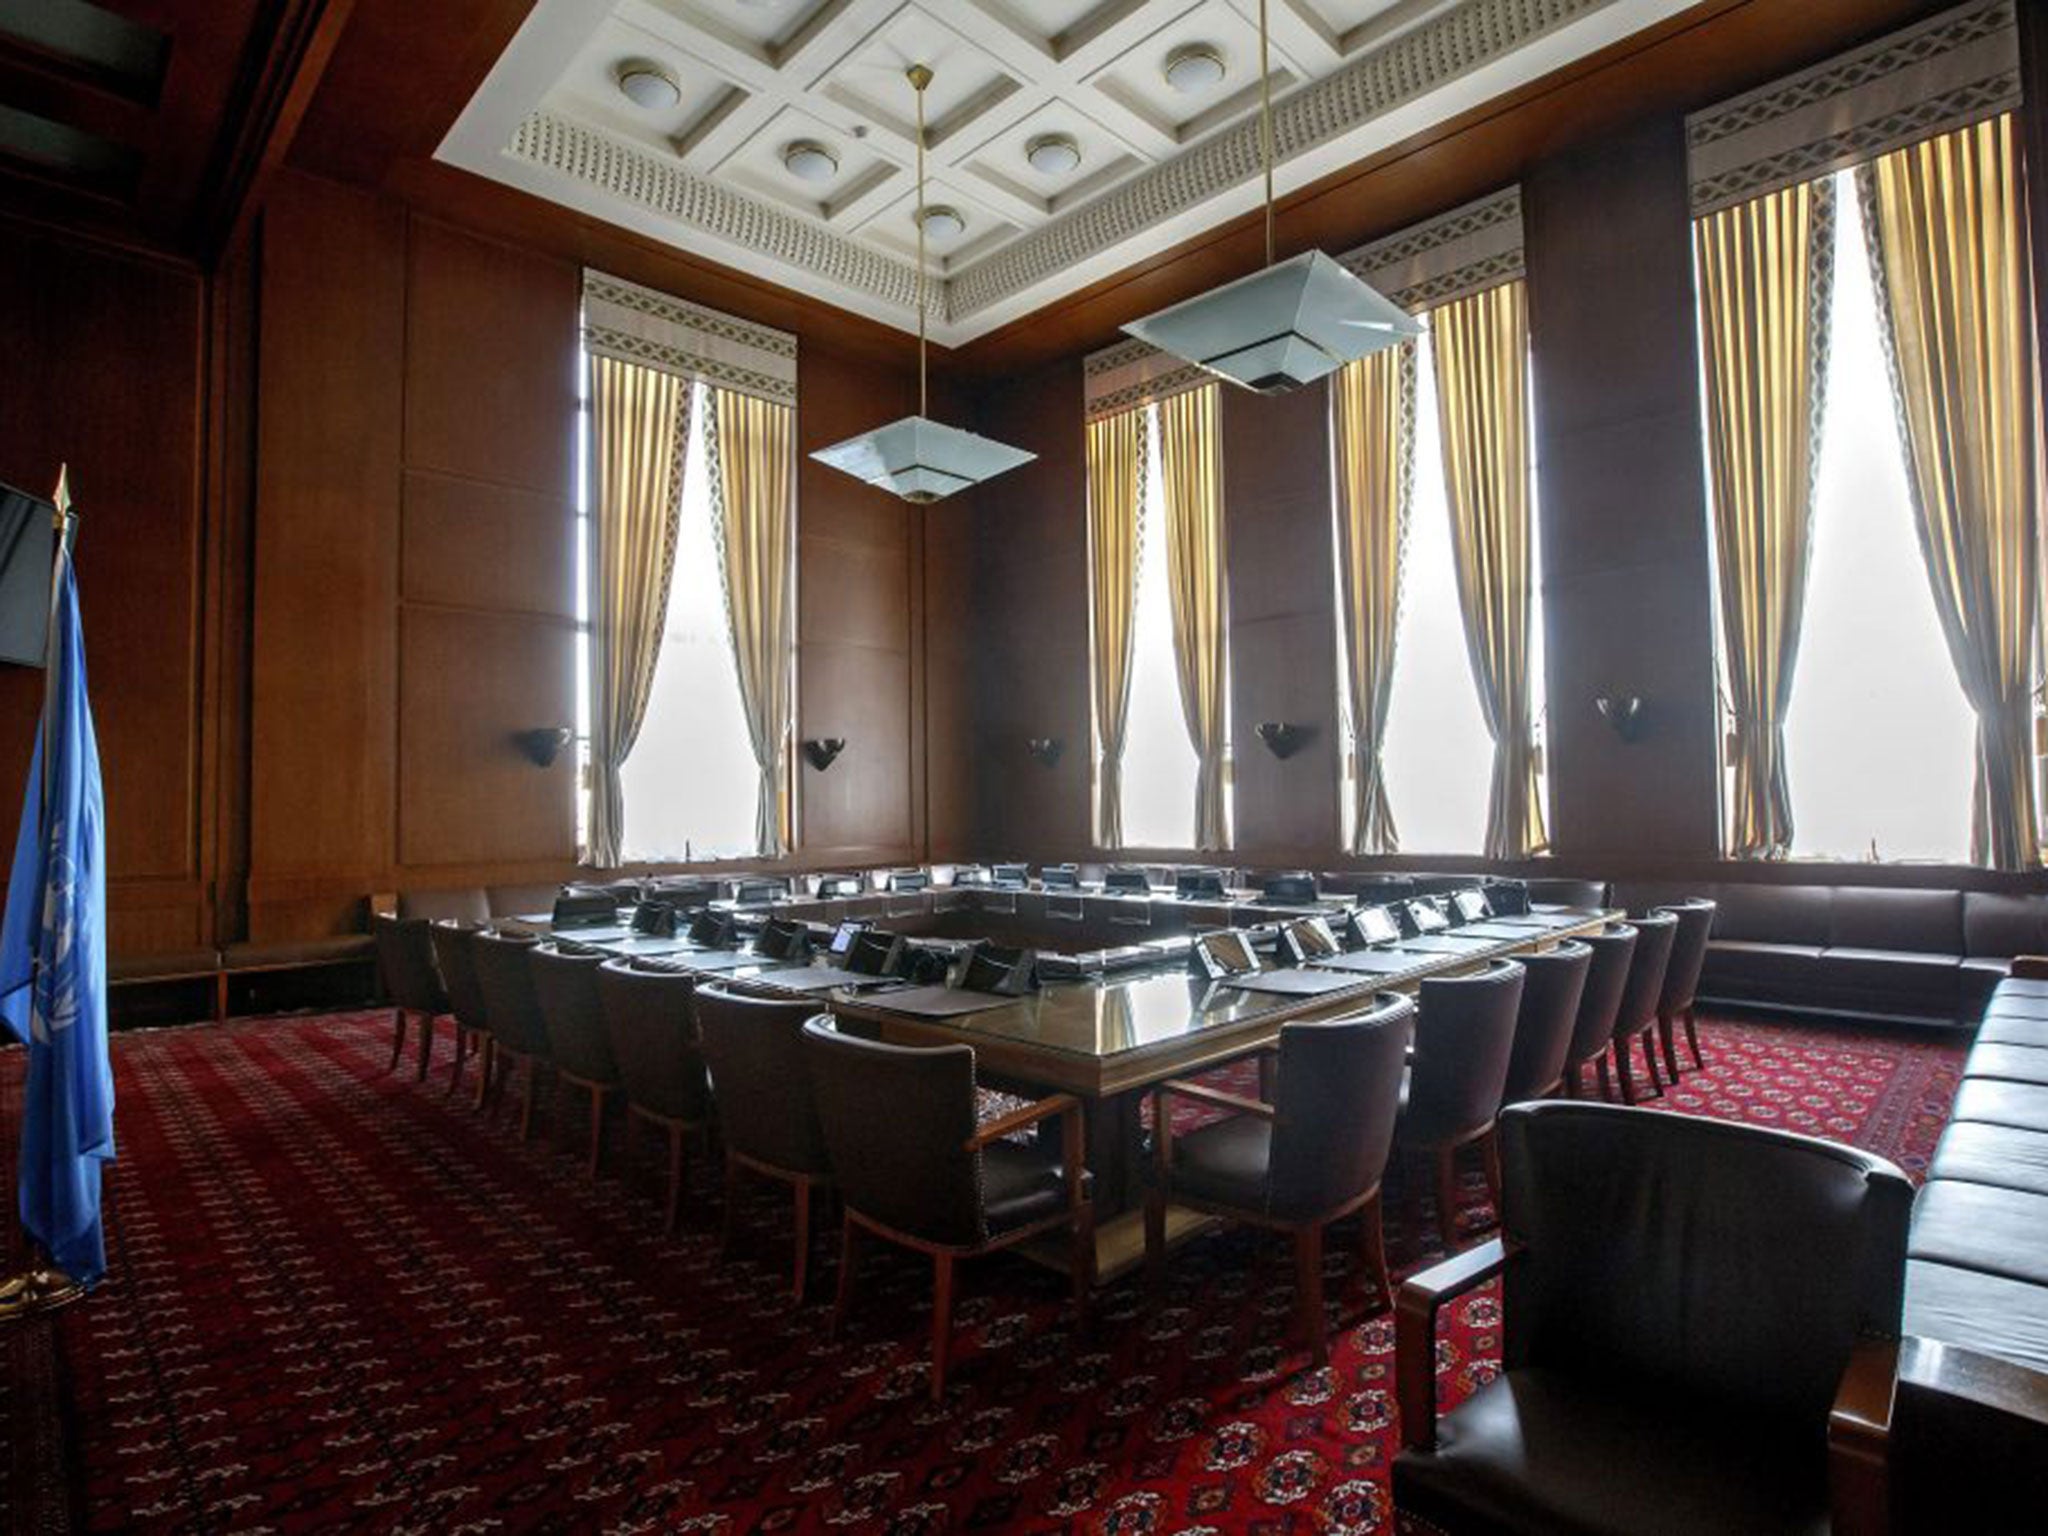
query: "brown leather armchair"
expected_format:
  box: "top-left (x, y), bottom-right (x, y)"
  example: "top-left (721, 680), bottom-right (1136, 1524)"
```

top-left (1655, 897), bottom-right (1717, 1080)
top-left (1399, 959), bottom-right (1525, 1254)
top-left (1393, 1100), bottom-right (1912, 1536)
top-left (373, 915), bottom-right (447, 1082)
top-left (1145, 993), bottom-right (1413, 1366)
top-left (529, 944), bottom-right (621, 1178)
top-left (596, 958), bottom-right (714, 1233)
top-left (1607, 908), bottom-right (1677, 1105)
top-left (694, 980), bottom-right (834, 1300)
top-left (1500, 939), bottom-right (1591, 1104)
top-left (428, 921), bottom-right (493, 1102)
top-left (1561, 922), bottom-right (1636, 1099)
top-left (470, 930), bottom-right (552, 1138)
top-left (800, 1016), bottom-right (1092, 1401)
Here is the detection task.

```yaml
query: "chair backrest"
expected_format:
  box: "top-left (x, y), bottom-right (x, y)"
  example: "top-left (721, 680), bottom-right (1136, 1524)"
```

top-left (694, 980), bottom-right (831, 1177)
top-left (1501, 939), bottom-right (1592, 1103)
top-left (1499, 1100), bottom-right (1912, 1430)
top-left (1655, 898), bottom-right (1716, 1016)
top-left (801, 1018), bottom-right (985, 1246)
top-left (1610, 910), bottom-right (1678, 1041)
top-left (374, 915), bottom-right (447, 1015)
top-left (529, 944), bottom-right (618, 1084)
top-left (1407, 959), bottom-right (1526, 1145)
top-left (1267, 994), bottom-right (1414, 1217)
top-left (469, 930), bottom-right (549, 1056)
top-left (595, 959), bottom-right (711, 1124)
top-left (1563, 922), bottom-right (1636, 1070)
top-left (429, 920), bottom-right (489, 1031)
top-left (1523, 877), bottom-right (1608, 909)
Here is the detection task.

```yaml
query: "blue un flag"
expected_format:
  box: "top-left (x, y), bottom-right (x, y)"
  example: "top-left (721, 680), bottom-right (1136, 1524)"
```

top-left (0, 493), bottom-right (114, 1288)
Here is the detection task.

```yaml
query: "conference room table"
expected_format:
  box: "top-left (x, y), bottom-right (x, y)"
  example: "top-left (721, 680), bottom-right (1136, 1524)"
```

top-left (513, 903), bottom-right (1612, 1280)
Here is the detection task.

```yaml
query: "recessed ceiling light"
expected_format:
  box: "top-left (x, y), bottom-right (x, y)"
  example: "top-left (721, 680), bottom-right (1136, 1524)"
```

top-left (782, 140), bottom-right (839, 182)
top-left (616, 60), bottom-right (681, 111)
top-left (1025, 133), bottom-right (1082, 176)
top-left (1163, 43), bottom-right (1227, 93)
top-left (918, 204), bottom-right (966, 241)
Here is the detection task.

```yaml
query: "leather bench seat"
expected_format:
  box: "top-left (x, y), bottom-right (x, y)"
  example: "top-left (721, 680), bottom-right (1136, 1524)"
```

top-left (1963, 1044), bottom-right (2048, 1086)
top-left (1928, 1121), bottom-right (2048, 1196)
top-left (1811, 947), bottom-right (1961, 1015)
top-left (1976, 1013), bottom-right (2048, 1048)
top-left (222, 935), bottom-right (374, 970)
top-left (1950, 1079), bottom-right (2048, 1133)
top-left (1909, 1181), bottom-right (2048, 1285)
top-left (1982, 992), bottom-right (2048, 1020)
top-left (109, 948), bottom-right (220, 983)
top-left (1905, 1259), bottom-right (2048, 1374)
top-left (1699, 939), bottom-right (1828, 995)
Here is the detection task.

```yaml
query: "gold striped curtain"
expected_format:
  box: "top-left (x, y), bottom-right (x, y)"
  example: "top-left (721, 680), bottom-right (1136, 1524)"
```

top-left (1087, 409), bottom-right (1147, 848)
top-left (1156, 384), bottom-right (1231, 851)
top-left (1433, 280), bottom-right (1547, 858)
top-left (1332, 343), bottom-right (1417, 855)
top-left (586, 356), bottom-right (690, 867)
top-left (1860, 114), bottom-right (2041, 870)
top-left (708, 387), bottom-right (797, 857)
top-left (1695, 179), bottom-right (1834, 859)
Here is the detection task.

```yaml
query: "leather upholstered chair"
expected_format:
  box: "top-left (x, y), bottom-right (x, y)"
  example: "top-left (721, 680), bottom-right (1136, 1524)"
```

top-left (801, 1017), bottom-right (1093, 1401)
top-left (694, 980), bottom-right (834, 1299)
top-left (429, 920), bottom-right (493, 1101)
top-left (596, 958), bottom-right (714, 1233)
top-left (373, 915), bottom-right (447, 1082)
top-left (1393, 1101), bottom-right (1913, 1536)
top-left (1145, 994), bottom-right (1413, 1366)
top-left (1500, 939), bottom-right (1592, 1105)
top-left (529, 944), bottom-right (622, 1178)
top-left (470, 930), bottom-right (553, 1138)
top-left (1399, 959), bottom-right (1526, 1253)
top-left (1608, 910), bottom-right (1678, 1105)
top-left (1561, 923), bottom-right (1636, 1099)
top-left (1522, 877), bottom-right (1608, 910)
top-left (1654, 898), bottom-right (1717, 1080)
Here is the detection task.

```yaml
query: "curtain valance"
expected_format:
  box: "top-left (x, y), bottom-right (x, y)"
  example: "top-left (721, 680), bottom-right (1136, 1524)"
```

top-left (581, 271), bottom-right (798, 407)
top-left (1338, 186), bottom-right (1524, 314)
top-left (1687, 0), bottom-right (2020, 217)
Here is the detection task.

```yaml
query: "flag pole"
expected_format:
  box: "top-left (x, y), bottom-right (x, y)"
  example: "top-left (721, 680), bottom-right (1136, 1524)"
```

top-left (0, 466), bottom-right (86, 1322)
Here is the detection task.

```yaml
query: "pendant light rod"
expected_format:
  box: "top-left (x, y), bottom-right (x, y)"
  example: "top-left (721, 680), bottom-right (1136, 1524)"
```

top-left (908, 62), bottom-right (932, 419)
top-left (1259, 0), bottom-right (1274, 268)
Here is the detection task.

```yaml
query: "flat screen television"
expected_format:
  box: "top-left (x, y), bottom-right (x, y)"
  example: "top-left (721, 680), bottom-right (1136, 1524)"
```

top-left (0, 485), bottom-right (54, 668)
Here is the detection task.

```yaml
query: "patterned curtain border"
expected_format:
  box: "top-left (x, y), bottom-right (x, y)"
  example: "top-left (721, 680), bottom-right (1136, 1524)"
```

top-left (1686, 0), bottom-right (2020, 217)
top-left (581, 270), bottom-right (798, 407)
top-left (1083, 337), bottom-right (1212, 425)
top-left (1338, 186), bottom-right (1525, 314)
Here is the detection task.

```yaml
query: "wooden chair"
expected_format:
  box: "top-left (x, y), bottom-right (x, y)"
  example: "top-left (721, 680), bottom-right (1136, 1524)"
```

top-left (1607, 910), bottom-right (1677, 1105)
top-left (528, 943), bottom-right (621, 1178)
top-left (801, 1016), bottom-right (1093, 1402)
top-left (469, 930), bottom-right (552, 1138)
top-left (1499, 938), bottom-right (1592, 1105)
top-left (1654, 898), bottom-right (1717, 1079)
top-left (1394, 1101), bottom-right (1911, 1536)
top-left (372, 915), bottom-right (447, 1082)
top-left (1397, 958), bottom-right (1525, 1253)
top-left (1144, 993), bottom-right (1413, 1367)
top-left (596, 958), bottom-right (714, 1233)
top-left (694, 980), bottom-right (834, 1300)
top-left (428, 920), bottom-right (493, 1102)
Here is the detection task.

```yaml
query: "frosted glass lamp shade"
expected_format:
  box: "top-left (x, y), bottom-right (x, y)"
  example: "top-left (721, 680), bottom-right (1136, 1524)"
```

top-left (811, 415), bottom-right (1036, 503)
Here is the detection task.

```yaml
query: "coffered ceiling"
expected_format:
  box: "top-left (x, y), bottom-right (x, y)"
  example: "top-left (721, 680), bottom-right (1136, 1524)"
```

top-left (440, 0), bottom-right (1697, 342)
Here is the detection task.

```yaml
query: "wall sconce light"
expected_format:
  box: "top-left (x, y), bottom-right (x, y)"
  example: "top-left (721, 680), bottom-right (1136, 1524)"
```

top-left (513, 727), bottom-right (574, 767)
top-left (1256, 721), bottom-right (1311, 759)
top-left (1026, 737), bottom-right (1064, 766)
top-left (1595, 695), bottom-right (1646, 743)
top-left (802, 738), bottom-right (846, 771)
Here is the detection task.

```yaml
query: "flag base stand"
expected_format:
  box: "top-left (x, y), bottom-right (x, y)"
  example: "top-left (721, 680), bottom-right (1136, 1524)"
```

top-left (0, 1264), bottom-right (84, 1322)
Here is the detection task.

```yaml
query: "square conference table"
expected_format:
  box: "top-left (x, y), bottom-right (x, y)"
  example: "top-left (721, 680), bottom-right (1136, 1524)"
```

top-left (514, 905), bottom-right (1613, 1280)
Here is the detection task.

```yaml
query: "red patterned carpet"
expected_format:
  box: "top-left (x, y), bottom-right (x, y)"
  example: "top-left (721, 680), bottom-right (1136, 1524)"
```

top-left (2, 1009), bottom-right (1961, 1533)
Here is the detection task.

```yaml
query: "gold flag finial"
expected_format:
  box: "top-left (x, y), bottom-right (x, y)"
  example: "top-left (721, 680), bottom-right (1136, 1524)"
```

top-left (52, 463), bottom-right (70, 520)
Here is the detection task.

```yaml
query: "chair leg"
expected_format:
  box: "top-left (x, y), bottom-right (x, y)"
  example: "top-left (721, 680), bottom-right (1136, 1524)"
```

top-left (473, 1038), bottom-right (493, 1111)
top-left (1615, 1041), bottom-right (1637, 1105)
top-left (416, 1014), bottom-right (435, 1082)
top-left (930, 1253), bottom-right (955, 1402)
top-left (1071, 1202), bottom-right (1096, 1326)
top-left (1684, 1007), bottom-right (1704, 1070)
top-left (387, 1009), bottom-right (408, 1073)
top-left (447, 1027), bottom-right (469, 1096)
top-left (663, 1122), bottom-right (686, 1235)
top-left (1359, 1191), bottom-right (1391, 1310)
top-left (1479, 1129), bottom-right (1503, 1220)
top-left (1143, 1185), bottom-right (1168, 1299)
top-left (585, 1086), bottom-right (607, 1180)
top-left (832, 1219), bottom-right (860, 1337)
top-left (1435, 1147), bottom-right (1461, 1253)
top-left (791, 1178), bottom-right (811, 1302)
top-left (1658, 1009), bottom-right (1682, 1083)
top-left (1595, 1053), bottom-right (1612, 1101)
top-left (1294, 1225), bottom-right (1328, 1367)
top-left (1642, 1027), bottom-right (1665, 1097)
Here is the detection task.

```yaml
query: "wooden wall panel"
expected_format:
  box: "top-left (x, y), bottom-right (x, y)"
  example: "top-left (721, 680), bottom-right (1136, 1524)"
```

top-left (401, 471), bottom-right (574, 618)
top-left (249, 174), bottom-right (405, 900)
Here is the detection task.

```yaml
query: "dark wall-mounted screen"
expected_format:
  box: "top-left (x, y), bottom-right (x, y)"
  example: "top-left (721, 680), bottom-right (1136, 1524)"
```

top-left (0, 486), bottom-right (55, 668)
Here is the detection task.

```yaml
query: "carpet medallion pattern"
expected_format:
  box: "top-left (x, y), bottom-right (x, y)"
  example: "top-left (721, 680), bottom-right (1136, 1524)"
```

top-left (1, 1010), bottom-right (1961, 1533)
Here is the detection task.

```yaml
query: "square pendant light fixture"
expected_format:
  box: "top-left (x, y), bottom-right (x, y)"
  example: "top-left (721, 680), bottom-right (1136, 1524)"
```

top-left (1121, 0), bottom-right (1419, 393)
top-left (813, 64), bottom-right (1035, 504)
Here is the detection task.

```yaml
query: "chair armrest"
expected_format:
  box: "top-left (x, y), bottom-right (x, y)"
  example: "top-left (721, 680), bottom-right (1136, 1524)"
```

top-left (1397, 1237), bottom-right (1510, 1453)
top-left (1828, 1338), bottom-right (1898, 1536)
top-left (967, 1092), bottom-right (1081, 1150)
top-left (2011, 955), bottom-right (2048, 980)
top-left (1157, 1080), bottom-right (1277, 1120)
top-left (1897, 1335), bottom-right (2048, 1427)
